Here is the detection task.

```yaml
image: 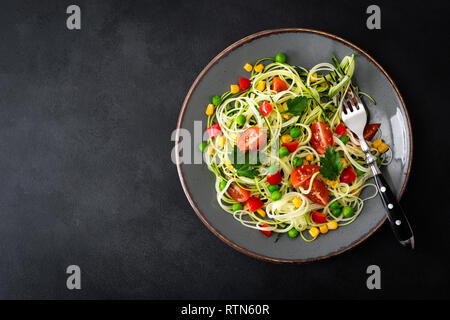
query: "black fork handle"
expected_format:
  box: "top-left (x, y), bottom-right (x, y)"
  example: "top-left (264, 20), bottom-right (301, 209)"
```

top-left (372, 173), bottom-right (414, 248)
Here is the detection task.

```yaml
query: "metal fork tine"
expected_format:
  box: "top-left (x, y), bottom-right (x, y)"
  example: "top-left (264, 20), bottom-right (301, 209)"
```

top-left (349, 85), bottom-right (363, 106)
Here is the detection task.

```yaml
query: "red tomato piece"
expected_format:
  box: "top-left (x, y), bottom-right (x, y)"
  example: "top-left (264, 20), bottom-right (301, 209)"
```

top-left (259, 101), bottom-right (273, 117)
top-left (363, 123), bottom-right (381, 141)
top-left (247, 197), bottom-right (264, 212)
top-left (310, 121), bottom-right (334, 154)
top-left (340, 167), bottom-right (357, 184)
top-left (259, 224), bottom-right (271, 237)
top-left (237, 126), bottom-right (267, 152)
top-left (290, 165), bottom-right (321, 188)
top-left (272, 77), bottom-right (288, 92)
top-left (207, 124), bottom-right (222, 138)
top-left (227, 184), bottom-right (251, 203)
top-left (311, 211), bottom-right (327, 224)
top-left (282, 141), bottom-right (299, 153)
top-left (267, 171), bottom-right (282, 185)
top-left (335, 123), bottom-right (347, 136)
top-left (239, 77), bottom-right (251, 91)
top-left (305, 179), bottom-right (329, 206)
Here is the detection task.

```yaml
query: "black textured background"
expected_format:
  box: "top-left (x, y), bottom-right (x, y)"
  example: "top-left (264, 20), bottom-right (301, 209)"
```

top-left (0, 0), bottom-right (449, 299)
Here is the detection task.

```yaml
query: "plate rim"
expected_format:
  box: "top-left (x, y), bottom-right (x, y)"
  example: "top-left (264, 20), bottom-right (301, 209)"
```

top-left (175, 28), bottom-right (413, 263)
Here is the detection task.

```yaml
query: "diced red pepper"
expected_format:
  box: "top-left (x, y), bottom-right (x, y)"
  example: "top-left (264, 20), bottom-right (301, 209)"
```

top-left (272, 77), bottom-right (288, 92)
top-left (259, 101), bottom-right (273, 117)
top-left (247, 196), bottom-right (264, 212)
top-left (335, 123), bottom-right (347, 136)
top-left (239, 77), bottom-right (251, 91)
top-left (267, 171), bottom-right (282, 185)
top-left (259, 224), bottom-right (271, 237)
top-left (282, 141), bottom-right (299, 153)
top-left (207, 124), bottom-right (221, 138)
top-left (340, 167), bottom-right (357, 184)
top-left (311, 211), bottom-right (327, 224)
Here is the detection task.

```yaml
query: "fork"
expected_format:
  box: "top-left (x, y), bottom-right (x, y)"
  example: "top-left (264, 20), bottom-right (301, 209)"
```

top-left (341, 85), bottom-right (414, 249)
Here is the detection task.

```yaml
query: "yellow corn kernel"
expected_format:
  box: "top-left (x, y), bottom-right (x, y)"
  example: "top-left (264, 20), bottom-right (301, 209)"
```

top-left (205, 103), bottom-right (215, 116)
top-left (310, 72), bottom-right (318, 82)
top-left (352, 189), bottom-right (361, 197)
top-left (282, 114), bottom-right (292, 120)
top-left (254, 64), bottom-right (264, 73)
top-left (207, 146), bottom-right (215, 155)
top-left (309, 227), bottom-right (319, 238)
top-left (323, 177), bottom-right (339, 189)
top-left (321, 81), bottom-right (328, 87)
top-left (372, 138), bottom-right (383, 148)
top-left (256, 80), bottom-right (266, 91)
top-left (243, 63), bottom-right (253, 72)
top-left (340, 158), bottom-right (348, 169)
top-left (216, 136), bottom-right (226, 148)
top-left (230, 84), bottom-right (240, 94)
top-left (282, 102), bottom-right (287, 111)
top-left (302, 160), bottom-right (309, 165)
top-left (281, 134), bottom-right (293, 144)
top-left (225, 159), bottom-right (234, 170)
top-left (293, 197), bottom-right (303, 208)
top-left (256, 208), bottom-right (266, 217)
top-left (319, 224), bottom-right (329, 234)
top-left (377, 143), bottom-right (389, 154)
top-left (327, 220), bottom-right (338, 230)
top-left (305, 154), bottom-right (314, 162)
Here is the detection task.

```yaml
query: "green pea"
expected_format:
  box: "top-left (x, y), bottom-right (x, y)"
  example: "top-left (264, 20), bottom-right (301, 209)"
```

top-left (279, 146), bottom-right (289, 157)
top-left (271, 191), bottom-right (282, 201)
top-left (212, 95), bottom-right (222, 106)
top-left (199, 141), bottom-right (208, 152)
top-left (331, 208), bottom-right (342, 217)
top-left (268, 164), bottom-right (278, 174)
top-left (290, 127), bottom-right (301, 138)
top-left (355, 168), bottom-right (366, 176)
top-left (275, 52), bottom-right (286, 63)
top-left (292, 157), bottom-right (303, 167)
top-left (232, 203), bottom-right (243, 211)
top-left (219, 181), bottom-right (227, 190)
top-left (236, 114), bottom-right (246, 127)
top-left (342, 206), bottom-right (355, 218)
top-left (288, 228), bottom-right (299, 238)
top-left (268, 185), bottom-right (279, 192)
top-left (329, 201), bottom-right (340, 210)
top-left (340, 135), bottom-right (349, 144)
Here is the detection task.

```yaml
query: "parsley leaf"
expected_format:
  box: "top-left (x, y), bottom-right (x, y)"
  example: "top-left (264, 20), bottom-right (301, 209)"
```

top-left (228, 146), bottom-right (261, 179)
top-left (284, 96), bottom-right (308, 116)
top-left (319, 146), bottom-right (343, 181)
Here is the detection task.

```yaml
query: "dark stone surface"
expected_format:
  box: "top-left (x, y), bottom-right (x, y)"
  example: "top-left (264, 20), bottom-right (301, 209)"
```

top-left (0, 0), bottom-right (448, 299)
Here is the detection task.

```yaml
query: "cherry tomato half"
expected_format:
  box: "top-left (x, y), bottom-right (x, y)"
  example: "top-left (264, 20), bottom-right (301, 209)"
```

top-left (272, 77), bottom-right (288, 92)
top-left (227, 184), bottom-right (251, 203)
top-left (291, 165), bottom-right (321, 188)
top-left (237, 126), bottom-right (267, 152)
top-left (363, 123), bottom-right (381, 141)
top-left (310, 122), bottom-right (333, 154)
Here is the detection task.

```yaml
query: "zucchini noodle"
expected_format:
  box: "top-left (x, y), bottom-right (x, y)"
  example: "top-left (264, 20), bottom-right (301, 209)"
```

top-left (202, 54), bottom-right (391, 242)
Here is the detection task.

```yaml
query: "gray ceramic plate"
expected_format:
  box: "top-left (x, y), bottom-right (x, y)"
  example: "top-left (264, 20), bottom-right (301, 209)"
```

top-left (176, 29), bottom-right (412, 263)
